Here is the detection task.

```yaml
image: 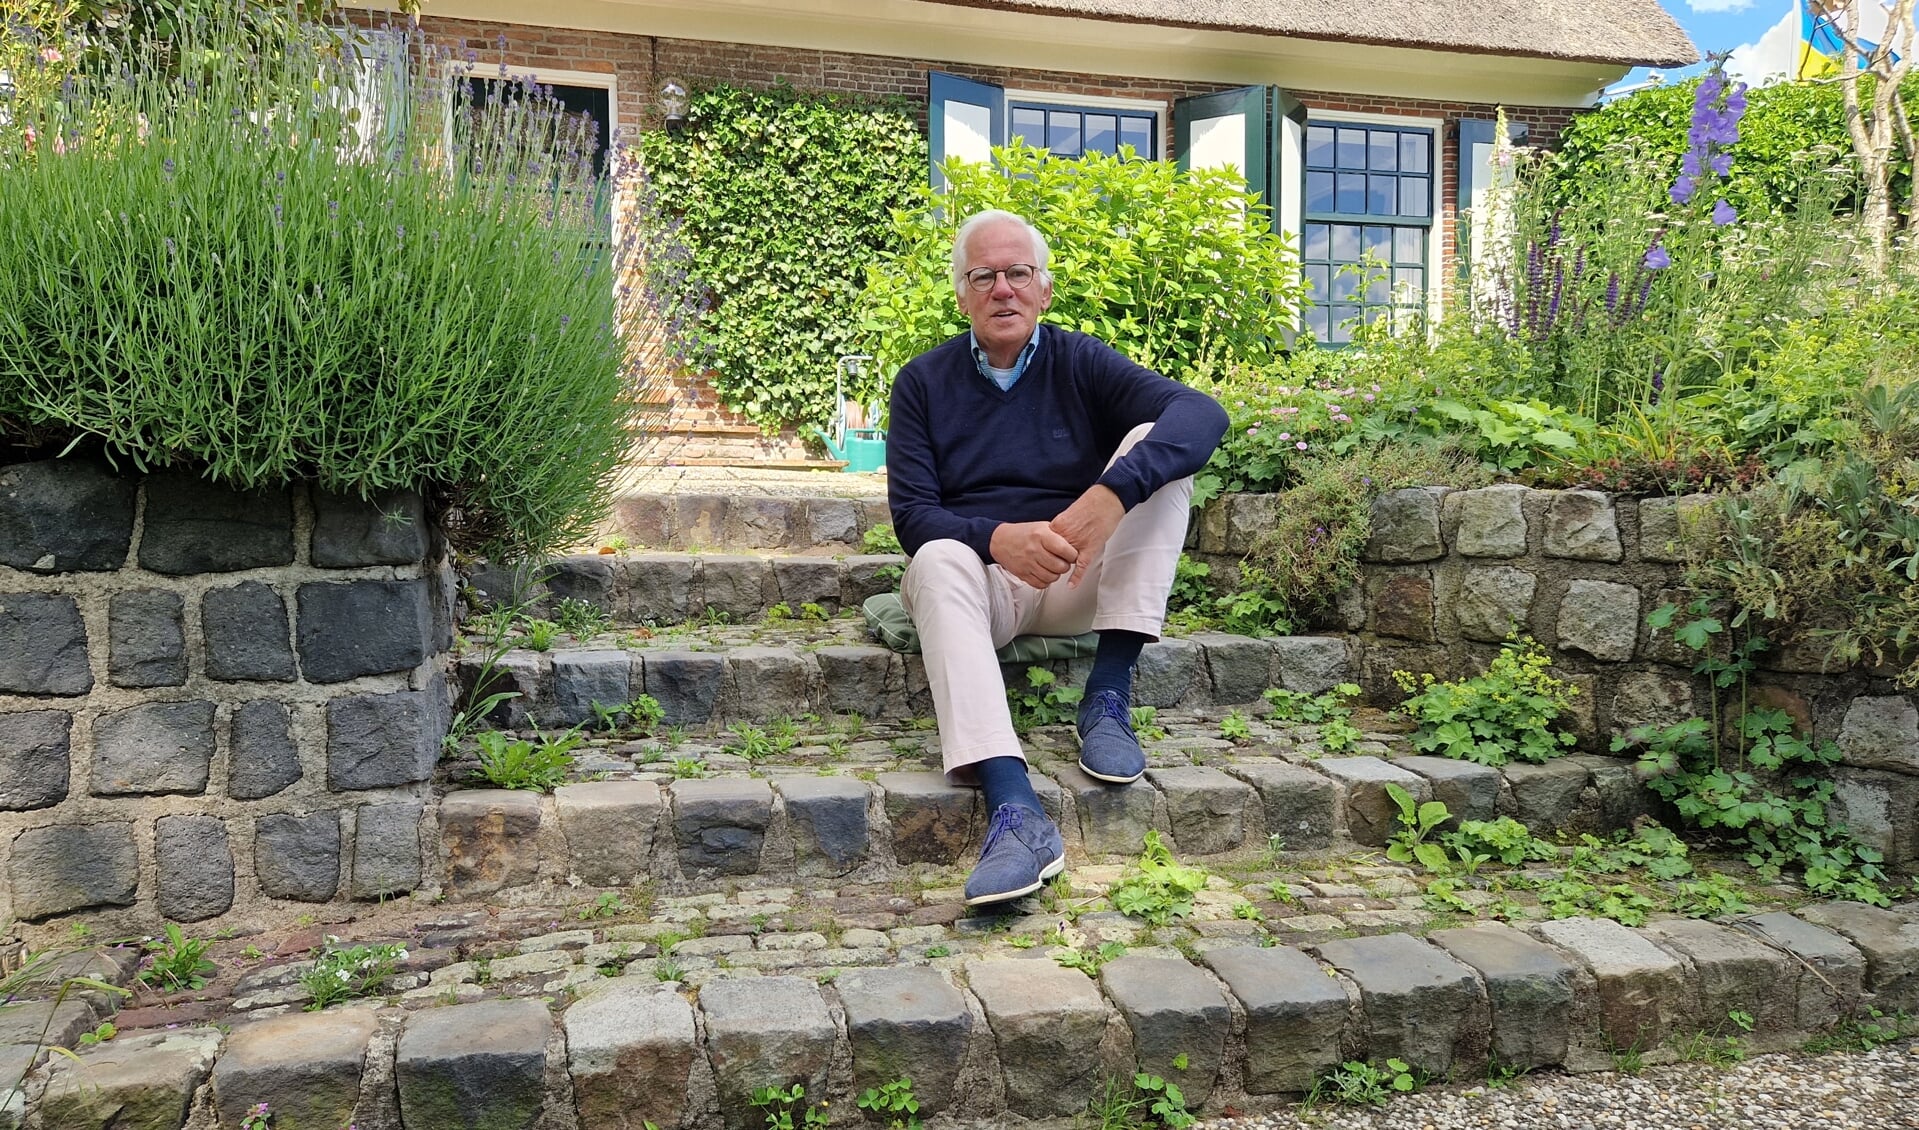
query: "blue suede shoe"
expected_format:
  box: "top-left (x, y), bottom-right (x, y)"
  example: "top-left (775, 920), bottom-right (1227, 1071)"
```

top-left (964, 804), bottom-right (1065, 906)
top-left (1077, 689), bottom-right (1146, 784)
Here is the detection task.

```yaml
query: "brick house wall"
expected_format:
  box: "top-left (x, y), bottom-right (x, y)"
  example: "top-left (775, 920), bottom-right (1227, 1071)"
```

top-left (385, 14), bottom-right (1582, 462)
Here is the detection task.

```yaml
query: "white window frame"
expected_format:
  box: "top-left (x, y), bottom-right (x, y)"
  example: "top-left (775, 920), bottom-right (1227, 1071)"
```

top-left (1002, 88), bottom-right (1167, 161)
top-left (1300, 108), bottom-right (1445, 328)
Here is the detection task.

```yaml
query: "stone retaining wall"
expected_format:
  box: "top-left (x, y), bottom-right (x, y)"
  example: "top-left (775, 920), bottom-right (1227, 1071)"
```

top-left (0, 459), bottom-right (455, 929)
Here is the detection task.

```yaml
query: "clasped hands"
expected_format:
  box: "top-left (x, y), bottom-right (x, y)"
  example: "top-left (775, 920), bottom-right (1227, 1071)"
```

top-left (988, 484), bottom-right (1124, 590)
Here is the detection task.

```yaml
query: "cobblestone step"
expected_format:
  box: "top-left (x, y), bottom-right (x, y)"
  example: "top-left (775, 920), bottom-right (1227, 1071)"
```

top-left (600, 492), bottom-right (894, 553)
top-left (13, 896), bottom-right (1919, 1129)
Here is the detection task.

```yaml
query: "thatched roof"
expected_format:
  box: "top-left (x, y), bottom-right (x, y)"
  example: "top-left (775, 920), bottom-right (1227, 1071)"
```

top-left (919, 0), bottom-right (1700, 67)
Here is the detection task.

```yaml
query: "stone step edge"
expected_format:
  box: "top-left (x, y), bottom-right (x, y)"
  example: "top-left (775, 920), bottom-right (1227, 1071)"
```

top-left (429, 753), bottom-right (1660, 902)
top-left (469, 550), bottom-right (904, 626)
top-left (601, 491), bottom-right (891, 552)
top-left (20, 900), bottom-right (1917, 1129)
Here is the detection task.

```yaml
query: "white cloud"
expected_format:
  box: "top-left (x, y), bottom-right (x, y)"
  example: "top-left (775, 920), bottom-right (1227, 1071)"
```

top-left (1726, 5), bottom-right (1800, 86)
top-left (1688, 0), bottom-right (1755, 12)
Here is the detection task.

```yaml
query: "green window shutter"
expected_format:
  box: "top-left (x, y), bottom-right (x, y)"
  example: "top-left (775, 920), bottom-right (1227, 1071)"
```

top-left (928, 71), bottom-right (1004, 190)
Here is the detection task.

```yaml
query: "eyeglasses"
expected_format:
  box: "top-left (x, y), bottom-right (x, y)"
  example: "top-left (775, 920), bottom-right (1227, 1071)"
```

top-left (963, 264), bottom-right (1041, 292)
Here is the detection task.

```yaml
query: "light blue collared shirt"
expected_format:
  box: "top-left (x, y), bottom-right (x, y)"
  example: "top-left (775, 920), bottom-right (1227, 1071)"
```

top-left (969, 324), bottom-right (1043, 391)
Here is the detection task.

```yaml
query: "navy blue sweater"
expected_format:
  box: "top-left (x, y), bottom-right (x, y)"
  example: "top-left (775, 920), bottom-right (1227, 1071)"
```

top-left (887, 329), bottom-right (1228, 563)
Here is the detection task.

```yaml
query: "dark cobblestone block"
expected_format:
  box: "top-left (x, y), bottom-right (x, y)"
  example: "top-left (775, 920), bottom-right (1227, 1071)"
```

top-left (350, 800), bottom-right (424, 900)
top-left (108, 589), bottom-right (186, 688)
top-left (837, 967), bottom-right (972, 1116)
top-left (1363, 487), bottom-right (1446, 563)
top-left (701, 977), bottom-right (833, 1130)
top-left (671, 779), bottom-right (773, 876)
top-left (0, 459), bottom-right (136, 572)
top-left (254, 811), bottom-right (341, 902)
top-left (0, 593), bottom-right (92, 696)
top-left (212, 1011), bottom-right (374, 1130)
top-left (550, 650), bottom-right (633, 728)
top-left (296, 579), bottom-right (432, 683)
top-left (1202, 944), bottom-right (1349, 1094)
top-left (229, 700), bottom-right (301, 800)
top-left (1192, 632), bottom-right (1275, 705)
top-left (724, 647), bottom-right (810, 721)
top-left (1101, 956), bottom-right (1231, 1105)
top-left (396, 998), bottom-right (549, 1130)
top-left (700, 555), bottom-right (768, 620)
top-left (841, 555), bottom-right (905, 608)
top-left (1500, 760), bottom-right (1591, 832)
top-left (674, 495), bottom-right (728, 549)
top-left (555, 782), bottom-right (661, 887)
top-left (1369, 571), bottom-right (1437, 642)
top-left (325, 686), bottom-right (444, 791)
top-left (1428, 922), bottom-right (1576, 1072)
top-left (156, 815), bottom-right (234, 922)
top-left (623, 554), bottom-right (697, 623)
top-left (11, 822), bottom-right (137, 918)
top-left (879, 772), bottom-right (977, 864)
top-left (728, 497), bottom-right (794, 549)
top-left (0, 711), bottom-right (70, 811)
top-left (966, 959), bottom-right (1111, 1118)
top-left (543, 555), bottom-right (618, 615)
top-left (770, 557), bottom-right (842, 613)
top-left (202, 581), bottom-right (296, 682)
top-left (1396, 755), bottom-right (1502, 823)
top-left (1134, 638), bottom-right (1204, 708)
top-left (1314, 932), bottom-right (1490, 1078)
top-left (91, 700), bottom-right (215, 796)
top-left (310, 488), bottom-right (428, 567)
top-left (1316, 757), bottom-right (1429, 847)
top-left (813, 646), bottom-right (900, 717)
top-left (777, 777), bottom-right (871, 875)
top-left (1055, 764), bottom-right (1154, 855)
top-left (139, 472), bottom-right (293, 574)
top-left (642, 651), bottom-right (724, 726)
top-left (1146, 766), bottom-right (1253, 855)
top-left (1230, 762), bottom-right (1341, 850)
top-left (1271, 636), bottom-right (1352, 695)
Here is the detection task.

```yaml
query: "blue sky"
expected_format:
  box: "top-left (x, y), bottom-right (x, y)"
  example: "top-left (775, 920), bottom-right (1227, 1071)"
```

top-left (1617, 0), bottom-right (1802, 90)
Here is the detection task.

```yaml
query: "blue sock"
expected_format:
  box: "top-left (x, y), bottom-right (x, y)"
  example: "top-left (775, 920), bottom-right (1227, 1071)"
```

top-left (974, 756), bottom-right (1043, 816)
top-left (1084, 630), bottom-right (1149, 706)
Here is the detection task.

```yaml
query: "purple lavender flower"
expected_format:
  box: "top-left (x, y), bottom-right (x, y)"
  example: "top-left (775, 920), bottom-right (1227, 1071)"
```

top-left (1712, 199), bottom-right (1737, 226)
top-left (1604, 271), bottom-right (1621, 319)
top-left (1643, 245), bottom-right (1672, 271)
top-left (1649, 370), bottom-right (1664, 406)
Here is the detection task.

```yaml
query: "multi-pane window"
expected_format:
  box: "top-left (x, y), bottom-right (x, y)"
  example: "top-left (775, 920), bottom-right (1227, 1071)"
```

top-left (1010, 102), bottom-right (1157, 159)
top-left (1300, 122), bottom-right (1433, 343)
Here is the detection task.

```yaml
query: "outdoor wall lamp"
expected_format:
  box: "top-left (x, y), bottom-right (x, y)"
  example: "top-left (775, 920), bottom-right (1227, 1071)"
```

top-left (660, 78), bottom-right (688, 131)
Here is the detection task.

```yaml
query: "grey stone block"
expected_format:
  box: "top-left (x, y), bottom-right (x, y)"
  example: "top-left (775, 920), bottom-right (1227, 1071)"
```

top-left (1528, 917), bottom-right (1690, 1051)
top-left (842, 555), bottom-right (906, 607)
top-left (1315, 757), bottom-right (1429, 847)
top-left (1643, 918), bottom-right (1795, 1038)
top-left (139, 472), bottom-right (293, 574)
top-left (673, 494), bottom-right (728, 548)
top-left (1739, 911), bottom-right (1866, 1030)
top-left (1135, 638), bottom-right (1204, 708)
top-left (542, 555), bottom-right (619, 617)
top-left (1271, 636), bottom-right (1351, 695)
top-left (701, 555), bottom-right (769, 620)
top-left (441, 790), bottom-right (542, 896)
top-left (1837, 696), bottom-right (1919, 774)
top-left (565, 983), bottom-right (699, 1130)
top-left (1369, 570), bottom-right (1437, 642)
top-left (967, 959), bottom-right (1112, 1117)
top-left (0, 711), bottom-right (70, 811)
top-left (1428, 922), bottom-right (1576, 1071)
top-left (201, 581), bottom-right (296, 682)
top-left (1201, 944), bottom-right (1348, 1094)
top-left (1229, 763), bottom-right (1341, 850)
top-left (624, 554), bottom-right (698, 624)
top-left (91, 700), bottom-right (215, 796)
top-left (254, 811), bottom-right (341, 903)
top-left (1542, 490), bottom-right (1623, 562)
top-left (1556, 580), bottom-right (1640, 662)
top-left (879, 771), bottom-right (978, 864)
top-left (156, 815), bottom-right (233, 922)
top-left (1637, 494), bottom-right (1710, 564)
top-left (0, 593), bottom-right (91, 696)
top-left (1146, 766), bottom-right (1253, 855)
top-left (729, 497), bottom-right (794, 549)
top-left (1226, 492), bottom-right (1281, 554)
top-left (10, 823), bottom-right (137, 918)
top-left (1101, 956), bottom-right (1231, 1105)
top-left (1193, 632), bottom-right (1275, 705)
top-left (804, 498), bottom-right (860, 546)
top-left (295, 579), bottom-right (432, 683)
top-left (551, 649), bottom-right (633, 728)
top-left (1363, 487), bottom-right (1446, 563)
top-left (642, 651), bottom-right (725, 726)
top-left (0, 996), bottom-right (99, 1053)
top-left (0, 459), bottom-right (136, 572)
top-left (555, 781), bottom-right (662, 887)
top-left (1396, 756), bottom-right (1501, 823)
top-left (325, 687), bottom-right (443, 791)
top-left (1610, 672), bottom-right (1697, 735)
top-left (108, 589), bottom-right (186, 688)
top-left (814, 646), bottom-right (899, 717)
top-left (212, 1010), bottom-right (376, 1130)
top-left (36, 1028), bottom-right (222, 1130)
top-left (1450, 483), bottom-right (1530, 558)
top-left (310, 487), bottom-right (429, 567)
top-left (350, 800), bottom-right (424, 900)
top-left (1314, 932), bottom-right (1490, 1078)
top-left (455, 649), bottom-right (543, 731)
top-left (230, 700), bottom-right (301, 800)
top-left (771, 558), bottom-right (843, 611)
top-left (1830, 768), bottom-right (1919, 865)
top-left (1500, 759), bottom-right (1590, 832)
top-left (700, 977), bottom-right (835, 1130)
top-left (671, 778), bottom-right (772, 876)
top-left (1562, 754), bottom-right (1664, 832)
top-left (776, 777), bottom-right (871, 876)
top-left (836, 967), bottom-right (971, 1115)
top-left (1795, 901), bottom-right (1919, 1013)
top-left (725, 647), bottom-right (810, 721)
top-left (1053, 764), bottom-right (1155, 855)
top-left (396, 998), bottom-right (549, 1130)
top-left (1456, 567), bottom-right (1538, 643)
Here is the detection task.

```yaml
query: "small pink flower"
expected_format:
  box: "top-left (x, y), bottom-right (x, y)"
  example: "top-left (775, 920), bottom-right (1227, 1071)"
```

top-left (1245, 426), bottom-right (1258, 435)
top-left (1363, 393), bottom-right (1375, 402)
top-left (1277, 433), bottom-right (1291, 441)
top-left (1296, 441), bottom-right (1308, 450)
top-left (41, 46), bottom-right (63, 64)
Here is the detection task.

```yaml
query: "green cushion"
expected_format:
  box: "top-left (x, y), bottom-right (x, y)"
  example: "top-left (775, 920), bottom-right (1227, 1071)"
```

top-left (861, 592), bottom-right (1101, 660)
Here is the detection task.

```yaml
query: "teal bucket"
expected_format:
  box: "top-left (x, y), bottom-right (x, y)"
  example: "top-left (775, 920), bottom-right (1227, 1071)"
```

top-left (840, 429), bottom-right (887, 473)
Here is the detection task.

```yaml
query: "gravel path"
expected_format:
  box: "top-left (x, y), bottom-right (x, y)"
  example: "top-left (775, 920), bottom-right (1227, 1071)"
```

top-left (1193, 1040), bottom-right (1919, 1129)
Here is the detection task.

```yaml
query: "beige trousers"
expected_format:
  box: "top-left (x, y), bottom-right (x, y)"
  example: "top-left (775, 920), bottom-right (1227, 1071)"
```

top-left (900, 424), bottom-right (1194, 782)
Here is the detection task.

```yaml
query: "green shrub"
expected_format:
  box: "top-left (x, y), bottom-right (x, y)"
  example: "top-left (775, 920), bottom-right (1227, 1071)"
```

top-left (638, 83), bottom-right (925, 430)
top-left (474, 729), bottom-right (582, 791)
top-left (861, 144), bottom-right (1305, 385)
top-left (1392, 639), bottom-right (1578, 766)
top-left (1108, 831), bottom-right (1208, 926)
top-left (0, 11), bottom-right (630, 557)
top-left (301, 937), bottom-right (406, 1010)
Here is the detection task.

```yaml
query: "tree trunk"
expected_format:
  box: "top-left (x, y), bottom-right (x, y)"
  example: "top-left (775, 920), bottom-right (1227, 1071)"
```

top-left (1834, 0), bottom-right (1917, 275)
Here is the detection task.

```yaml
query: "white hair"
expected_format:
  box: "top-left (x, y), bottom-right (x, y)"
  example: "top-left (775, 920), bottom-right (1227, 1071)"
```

top-left (950, 209), bottom-right (1051, 293)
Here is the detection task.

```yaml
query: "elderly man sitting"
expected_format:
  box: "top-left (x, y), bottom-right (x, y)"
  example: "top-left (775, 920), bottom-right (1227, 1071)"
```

top-left (885, 208), bottom-right (1228, 906)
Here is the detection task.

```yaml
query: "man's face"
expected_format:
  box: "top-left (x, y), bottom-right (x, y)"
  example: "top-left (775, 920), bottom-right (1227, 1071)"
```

top-left (957, 220), bottom-right (1052, 364)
